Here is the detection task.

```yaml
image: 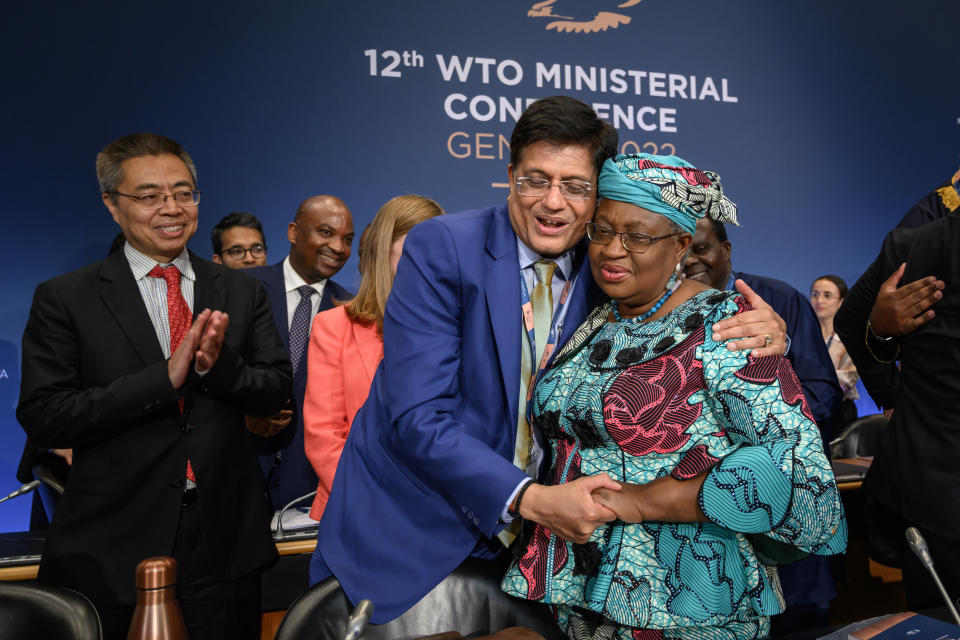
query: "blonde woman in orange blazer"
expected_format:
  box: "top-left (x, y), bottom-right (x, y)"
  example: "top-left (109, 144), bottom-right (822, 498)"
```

top-left (303, 195), bottom-right (444, 520)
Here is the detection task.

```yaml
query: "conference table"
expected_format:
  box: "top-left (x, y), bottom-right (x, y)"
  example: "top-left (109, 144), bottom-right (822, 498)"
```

top-left (832, 456), bottom-right (872, 491)
top-left (0, 457), bottom-right (873, 583)
top-left (0, 457), bottom-right (878, 639)
top-left (0, 527), bottom-right (319, 640)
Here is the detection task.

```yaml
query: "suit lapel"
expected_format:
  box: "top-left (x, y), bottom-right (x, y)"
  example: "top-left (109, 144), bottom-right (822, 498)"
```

top-left (318, 281), bottom-right (339, 313)
top-left (261, 262), bottom-right (291, 353)
top-left (97, 252), bottom-right (165, 365)
top-left (484, 206), bottom-right (522, 430)
top-left (190, 252), bottom-right (226, 320)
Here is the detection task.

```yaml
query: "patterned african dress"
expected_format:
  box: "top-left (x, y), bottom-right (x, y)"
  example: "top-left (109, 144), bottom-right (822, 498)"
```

top-left (501, 290), bottom-right (847, 640)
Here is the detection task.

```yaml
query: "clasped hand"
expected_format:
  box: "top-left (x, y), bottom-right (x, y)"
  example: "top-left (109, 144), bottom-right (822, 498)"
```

top-left (519, 473), bottom-right (709, 543)
top-left (244, 410), bottom-right (293, 437)
top-left (168, 308), bottom-right (230, 389)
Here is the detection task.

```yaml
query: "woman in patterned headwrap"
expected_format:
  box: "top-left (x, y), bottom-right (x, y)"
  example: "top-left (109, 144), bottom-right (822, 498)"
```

top-left (501, 153), bottom-right (846, 640)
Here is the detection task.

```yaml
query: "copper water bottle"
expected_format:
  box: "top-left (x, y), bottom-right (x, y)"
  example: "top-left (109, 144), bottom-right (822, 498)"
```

top-left (127, 556), bottom-right (188, 640)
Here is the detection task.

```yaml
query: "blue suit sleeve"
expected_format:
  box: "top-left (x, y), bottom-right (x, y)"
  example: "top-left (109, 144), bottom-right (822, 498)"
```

top-left (377, 222), bottom-right (528, 537)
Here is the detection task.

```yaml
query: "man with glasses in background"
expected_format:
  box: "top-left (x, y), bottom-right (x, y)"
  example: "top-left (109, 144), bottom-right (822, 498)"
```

top-left (17, 133), bottom-right (291, 639)
top-left (311, 96), bottom-right (790, 630)
top-left (211, 211), bottom-right (269, 269)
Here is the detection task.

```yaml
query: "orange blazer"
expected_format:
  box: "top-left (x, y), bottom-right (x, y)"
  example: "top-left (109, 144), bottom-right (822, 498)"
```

top-left (303, 305), bottom-right (383, 521)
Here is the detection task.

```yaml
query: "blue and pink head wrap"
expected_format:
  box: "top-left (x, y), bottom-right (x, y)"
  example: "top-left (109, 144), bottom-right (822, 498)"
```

top-left (598, 153), bottom-right (739, 234)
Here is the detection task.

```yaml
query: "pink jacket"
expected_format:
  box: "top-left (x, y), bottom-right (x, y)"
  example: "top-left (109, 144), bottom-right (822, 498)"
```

top-left (302, 305), bottom-right (382, 521)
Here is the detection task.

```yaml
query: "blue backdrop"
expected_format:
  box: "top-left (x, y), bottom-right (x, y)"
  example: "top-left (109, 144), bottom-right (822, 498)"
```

top-left (2, 1), bottom-right (958, 531)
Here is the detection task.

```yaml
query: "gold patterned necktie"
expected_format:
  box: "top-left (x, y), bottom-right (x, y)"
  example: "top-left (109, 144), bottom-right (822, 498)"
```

top-left (500, 259), bottom-right (556, 546)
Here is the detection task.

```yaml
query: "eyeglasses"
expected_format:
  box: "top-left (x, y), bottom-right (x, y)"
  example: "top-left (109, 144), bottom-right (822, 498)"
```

top-left (515, 177), bottom-right (593, 201)
top-left (112, 189), bottom-right (202, 208)
top-left (586, 222), bottom-right (681, 253)
top-left (222, 244), bottom-right (266, 260)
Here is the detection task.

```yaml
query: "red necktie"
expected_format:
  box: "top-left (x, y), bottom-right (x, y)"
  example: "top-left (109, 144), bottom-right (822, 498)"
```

top-left (148, 265), bottom-right (196, 482)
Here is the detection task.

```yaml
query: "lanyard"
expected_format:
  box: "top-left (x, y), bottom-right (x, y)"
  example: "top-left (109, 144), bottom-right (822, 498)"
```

top-left (519, 265), bottom-right (572, 403)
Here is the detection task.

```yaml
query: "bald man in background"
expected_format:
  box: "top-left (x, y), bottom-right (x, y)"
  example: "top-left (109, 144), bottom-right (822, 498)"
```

top-left (247, 196), bottom-right (355, 511)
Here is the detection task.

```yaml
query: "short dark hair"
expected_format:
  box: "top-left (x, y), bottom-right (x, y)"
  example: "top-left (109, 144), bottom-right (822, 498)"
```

top-left (96, 133), bottom-right (197, 196)
top-left (704, 217), bottom-right (728, 243)
top-left (510, 96), bottom-right (618, 178)
top-left (211, 211), bottom-right (266, 255)
top-left (813, 274), bottom-right (848, 299)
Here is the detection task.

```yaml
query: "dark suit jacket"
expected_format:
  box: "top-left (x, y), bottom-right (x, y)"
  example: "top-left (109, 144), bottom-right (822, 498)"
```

top-left (246, 260), bottom-right (352, 510)
top-left (312, 204), bottom-right (602, 622)
top-left (16, 250), bottom-right (292, 609)
top-left (835, 213), bottom-right (960, 539)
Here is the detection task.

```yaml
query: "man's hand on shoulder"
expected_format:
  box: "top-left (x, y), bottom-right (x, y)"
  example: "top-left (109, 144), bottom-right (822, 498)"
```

top-left (870, 263), bottom-right (943, 337)
top-left (712, 279), bottom-right (787, 357)
top-left (518, 475), bottom-right (620, 543)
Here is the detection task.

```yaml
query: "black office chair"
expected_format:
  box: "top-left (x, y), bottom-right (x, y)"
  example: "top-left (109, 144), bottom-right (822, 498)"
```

top-left (31, 449), bottom-right (70, 526)
top-left (0, 581), bottom-right (102, 640)
top-left (273, 576), bottom-right (344, 640)
top-left (274, 559), bottom-right (562, 640)
top-left (829, 413), bottom-right (888, 459)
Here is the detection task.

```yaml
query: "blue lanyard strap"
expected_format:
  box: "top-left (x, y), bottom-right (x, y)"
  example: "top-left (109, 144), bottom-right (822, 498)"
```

top-left (519, 265), bottom-right (572, 403)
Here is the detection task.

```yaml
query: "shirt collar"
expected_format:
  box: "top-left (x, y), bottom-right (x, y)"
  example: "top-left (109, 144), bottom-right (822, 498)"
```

top-left (516, 238), bottom-right (572, 281)
top-left (124, 243), bottom-right (194, 282)
top-left (282, 256), bottom-right (327, 295)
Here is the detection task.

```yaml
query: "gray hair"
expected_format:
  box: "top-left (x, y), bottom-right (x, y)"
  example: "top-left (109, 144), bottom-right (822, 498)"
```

top-left (96, 133), bottom-right (197, 196)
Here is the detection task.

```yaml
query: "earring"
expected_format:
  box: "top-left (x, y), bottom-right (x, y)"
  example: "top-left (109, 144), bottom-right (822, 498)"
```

top-left (666, 261), bottom-right (683, 290)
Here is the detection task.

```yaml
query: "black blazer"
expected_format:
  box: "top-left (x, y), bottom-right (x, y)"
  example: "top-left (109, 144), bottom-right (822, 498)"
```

top-left (16, 250), bottom-right (292, 609)
top-left (835, 213), bottom-right (960, 539)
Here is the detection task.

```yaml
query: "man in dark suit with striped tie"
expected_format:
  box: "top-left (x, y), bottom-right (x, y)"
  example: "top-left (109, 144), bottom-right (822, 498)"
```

top-left (246, 195), bottom-right (354, 512)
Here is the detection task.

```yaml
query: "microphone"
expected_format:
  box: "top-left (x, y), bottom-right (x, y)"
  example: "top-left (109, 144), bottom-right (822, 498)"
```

top-left (0, 480), bottom-right (41, 505)
top-left (343, 599), bottom-right (374, 640)
top-left (905, 526), bottom-right (960, 626)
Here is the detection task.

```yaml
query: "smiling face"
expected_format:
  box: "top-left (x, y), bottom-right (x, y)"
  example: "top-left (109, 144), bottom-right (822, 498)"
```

top-left (589, 199), bottom-right (690, 318)
top-left (810, 278), bottom-right (843, 322)
top-left (287, 198), bottom-right (354, 283)
top-left (683, 217), bottom-right (731, 290)
top-left (214, 226), bottom-right (267, 269)
top-left (507, 141), bottom-right (596, 258)
top-left (102, 154), bottom-right (198, 263)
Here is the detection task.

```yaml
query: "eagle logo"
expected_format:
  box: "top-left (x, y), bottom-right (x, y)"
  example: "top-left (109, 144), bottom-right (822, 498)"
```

top-left (527, 0), bottom-right (643, 33)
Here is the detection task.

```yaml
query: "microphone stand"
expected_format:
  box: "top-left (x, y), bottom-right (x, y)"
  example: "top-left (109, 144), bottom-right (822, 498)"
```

top-left (905, 526), bottom-right (960, 626)
top-left (0, 480), bottom-right (40, 505)
top-left (275, 491), bottom-right (317, 540)
top-left (343, 599), bottom-right (374, 640)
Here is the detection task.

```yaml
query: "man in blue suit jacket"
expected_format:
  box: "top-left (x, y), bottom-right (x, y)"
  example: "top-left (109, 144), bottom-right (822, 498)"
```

top-left (247, 195), bottom-right (354, 511)
top-left (313, 97), bottom-right (789, 624)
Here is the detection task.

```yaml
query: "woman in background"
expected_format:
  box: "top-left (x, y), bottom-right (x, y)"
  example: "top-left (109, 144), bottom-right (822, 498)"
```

top-left (302, 195), bottom-right (444, 521)
top-left (810, 275), bottom-right (859, 427)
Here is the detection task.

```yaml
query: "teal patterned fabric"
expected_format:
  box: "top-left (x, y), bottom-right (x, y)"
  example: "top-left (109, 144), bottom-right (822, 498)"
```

top-left (501, 290), bottom-right (847, 640)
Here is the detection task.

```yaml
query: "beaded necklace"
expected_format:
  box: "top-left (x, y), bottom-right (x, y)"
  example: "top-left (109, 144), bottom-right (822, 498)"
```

top-left (613, 279), bottom-right (682, 323)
